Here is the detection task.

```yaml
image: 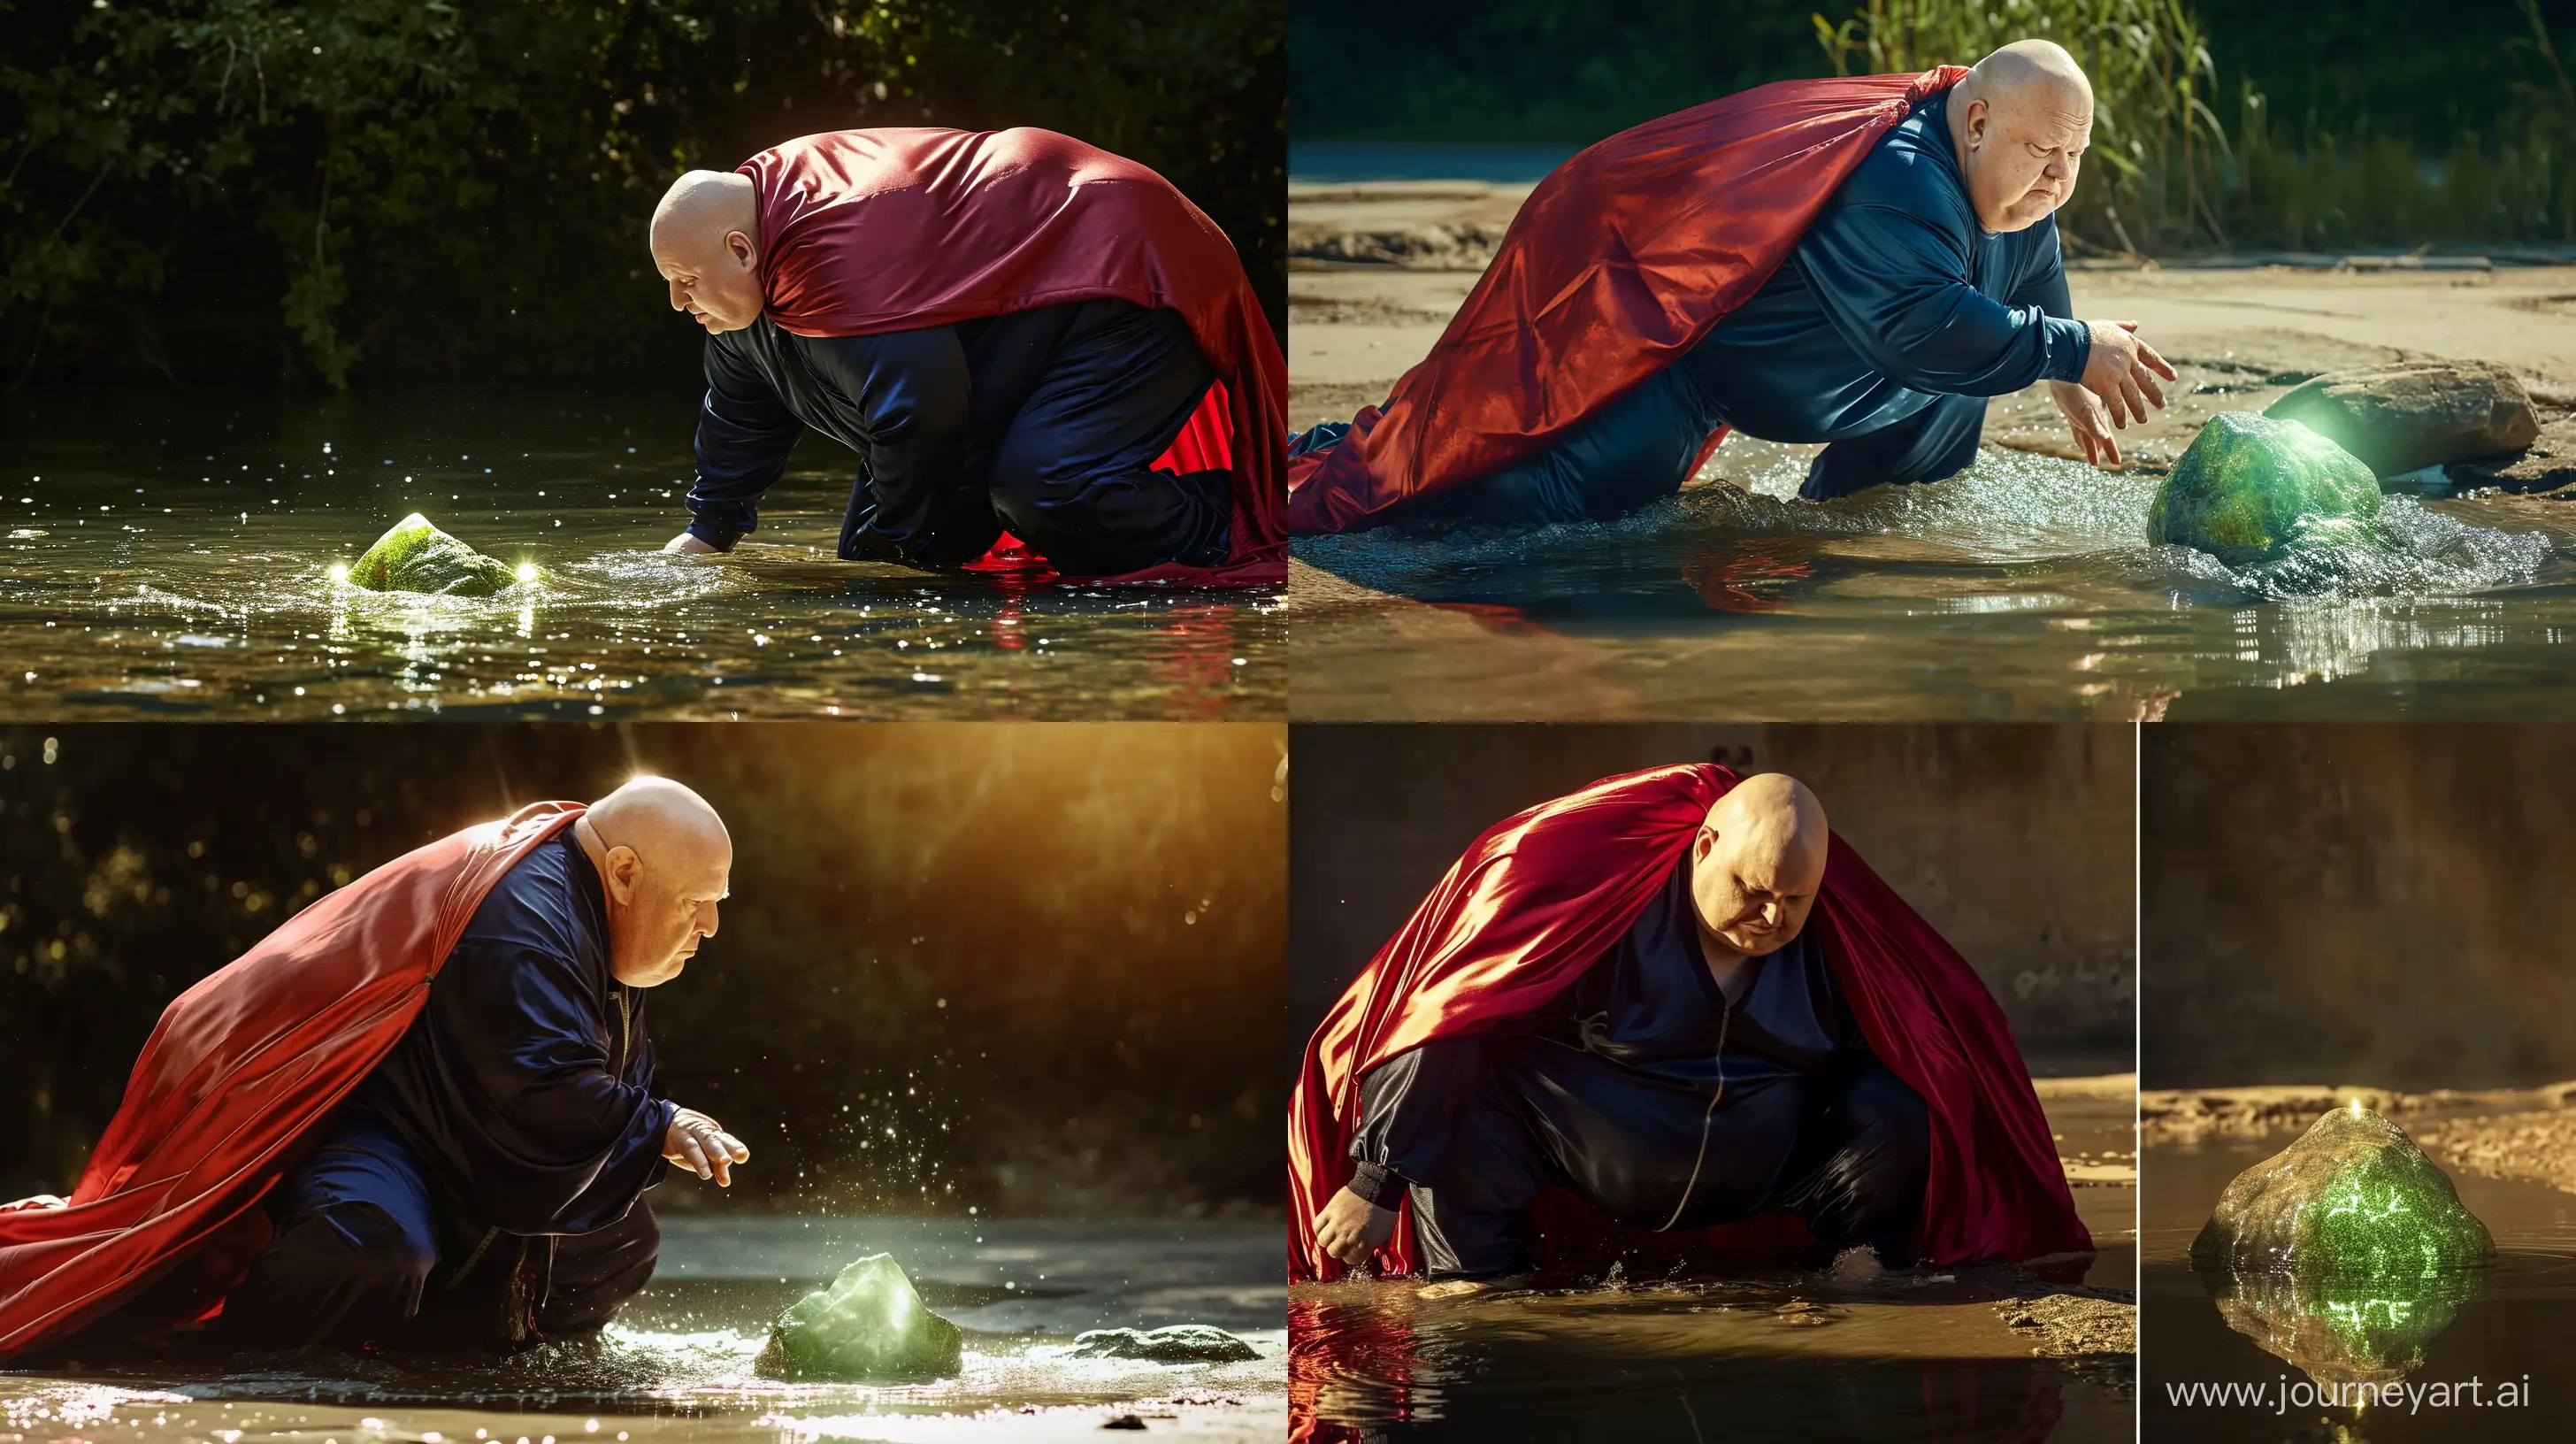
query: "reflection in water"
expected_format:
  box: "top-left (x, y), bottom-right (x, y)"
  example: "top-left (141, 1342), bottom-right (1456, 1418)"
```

top-left (1288, 1266), bottom-right (2132, 1441)
top-left (2197, 1266), bottom-right (2482, 1386)
top-left (0, 390), bottom-right (1282, 719)
top-left (1293, 440), bottom-right (2576, 718)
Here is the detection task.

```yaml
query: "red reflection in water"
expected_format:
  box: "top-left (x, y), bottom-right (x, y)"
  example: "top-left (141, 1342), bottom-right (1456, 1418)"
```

top-left (1681, 535), bottom-right (1816, 612)
top-left (989, 596), bottom-right (1027, 651)
top-left (1150, 603), bottom-right (1242, 717)
top-left (1428, 602), bottom-right (1554, 637)
top-left (1289, 1292), bottom-right (1422, 1442)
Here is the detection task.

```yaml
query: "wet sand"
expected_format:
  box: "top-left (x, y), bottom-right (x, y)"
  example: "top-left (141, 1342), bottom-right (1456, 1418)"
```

top-left (1288, 181), bottom-right (2576, 720)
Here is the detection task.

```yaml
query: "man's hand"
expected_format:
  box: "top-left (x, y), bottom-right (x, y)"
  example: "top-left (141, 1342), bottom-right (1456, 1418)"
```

top-left (2049, 380), bottom-right (2122, 466)
top-left (2078, 319), bottom-right (2178, 430)
top-left (1313, 1186), bottom-right (1399, 1266)
top-left (664, 1107), bottom-right (751, 1186)
top-left (663, 532), bottom-right (720, 557)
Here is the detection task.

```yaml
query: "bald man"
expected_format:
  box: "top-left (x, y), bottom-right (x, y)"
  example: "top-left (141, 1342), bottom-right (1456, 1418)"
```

top-left (1296, 41), bottom-right (2177, 528)
top-left (648, 142), bottom-right (1237, 576)
top-left (218, 779), bottom-right (748, 1351)
top-left (1311, 775), bottom-right (1930, 1283)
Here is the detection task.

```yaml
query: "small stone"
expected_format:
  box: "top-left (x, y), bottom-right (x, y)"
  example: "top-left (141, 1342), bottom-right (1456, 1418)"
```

top-left (753, 1254), bottom-right (964, 1382)
top-left (2265, 360), bottom-right (2540, 476)
top-left (1099, 1417), bottom-right (1147, 1432)
top-left (346, 513), bottom-right (523, 596)
top-left (1068, 1325), bottom-right (1259, 1364)
top-left (2190, 1104), bottom-right (2491, 1282)
top-left (2148, 412), bottom-right (2389, 566)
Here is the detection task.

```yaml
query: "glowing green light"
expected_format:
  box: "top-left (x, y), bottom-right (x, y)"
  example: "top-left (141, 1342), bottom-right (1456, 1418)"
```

top-left (2147, 412), bottom-right (2391, 566)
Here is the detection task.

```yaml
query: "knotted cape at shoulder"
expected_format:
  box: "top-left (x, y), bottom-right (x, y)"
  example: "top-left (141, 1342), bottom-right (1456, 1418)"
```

top-left (0, 803), bottom-right (586, 1359)
top-left (1286, 762), bottom-right (2087, 1280)
top-left (1287, 67), bottom-right (1968, 534)
top-left (744, 127), bottom-right (1286, 585)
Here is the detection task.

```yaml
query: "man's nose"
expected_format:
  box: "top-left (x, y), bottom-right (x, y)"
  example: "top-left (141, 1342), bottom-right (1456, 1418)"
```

top-left (668, 280), bottom-right (688, 311)
top-left (699, 899), bottom-right (720, 938)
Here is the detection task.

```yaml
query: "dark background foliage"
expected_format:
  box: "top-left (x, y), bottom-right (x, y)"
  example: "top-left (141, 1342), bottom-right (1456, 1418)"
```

top-left (0, 723), bottom-right (1288, 1216)
top-left (2, 0), bottom-right (1284, 388)
top-left (1289, 0), bottom-right (2576, 150)
top-left (1289, 0), bottom-right (2576, 250)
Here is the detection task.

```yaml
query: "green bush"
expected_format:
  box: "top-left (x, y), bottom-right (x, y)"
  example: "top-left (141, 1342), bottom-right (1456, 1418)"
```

top-left (0, 0), bottom-right (1283, 388)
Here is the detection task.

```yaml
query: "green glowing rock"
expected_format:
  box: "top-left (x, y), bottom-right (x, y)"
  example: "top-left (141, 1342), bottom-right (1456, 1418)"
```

top-left (2190, 1105), bottom-right (2492, 1284)
top-left (2146, 412), bottom-right (2390, 567)
top-left (1068, 1325), bottom-right (1260, 1363)
top-left (752, 1254), bottom-right (964, 1382)
top-left (345, 513), bottom-right (523, 596)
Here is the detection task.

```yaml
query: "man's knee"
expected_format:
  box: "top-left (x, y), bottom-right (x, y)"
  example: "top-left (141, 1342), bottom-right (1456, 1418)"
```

top-left (234, 1201), bottom-right (436, 1344)
top-left (540, 1202), bottom-right (661, 1335)
top-left (1802, 395), bottom-right (1989, 500)
top-left (1838, 1063), bottom-right (1931, 1182)
top-left (989, 461), bottom-right (1230, 573)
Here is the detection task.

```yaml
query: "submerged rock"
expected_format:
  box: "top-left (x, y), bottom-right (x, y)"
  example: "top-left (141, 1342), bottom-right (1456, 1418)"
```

top-left (2147, 413), bottom-right (2389, 566)
top-left (753, 1254), bottom-right (963, 1382)
top-left (2265, 360), bottom-right (2539, 477)
top-left (346, 513), bottom-right (523, 596)
top-left (1067, 1325), bottom-right (1259, 1363)
top-left (2190, 1104), bottom-right (2492, 1282)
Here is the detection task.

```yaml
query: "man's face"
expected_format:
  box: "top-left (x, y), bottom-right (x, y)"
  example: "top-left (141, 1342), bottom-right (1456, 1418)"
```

top-left (1959, 90), bottom-right (2091, 234)
top-left (1689, 825), bottom-right (1824, 956)
top-left (607, 847), bottom-right (730, 987)
top-left (652, 227), bottom-right (764, 334)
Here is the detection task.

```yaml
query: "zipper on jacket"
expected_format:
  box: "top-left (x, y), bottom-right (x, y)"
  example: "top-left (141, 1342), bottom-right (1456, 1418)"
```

top-left (1657, 995), bottom-right (1733, 1232)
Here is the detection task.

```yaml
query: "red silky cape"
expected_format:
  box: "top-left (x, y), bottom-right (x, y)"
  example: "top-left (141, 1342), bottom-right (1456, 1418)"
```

top-left (0, 803), bottom-right (585, 1360)
top-left (744, 127), bottom-right (1287, 586)
top-left (1286, 67), bottom-right (1968, 534)
top-left (1286, 764), bottom-right (2087, 1281)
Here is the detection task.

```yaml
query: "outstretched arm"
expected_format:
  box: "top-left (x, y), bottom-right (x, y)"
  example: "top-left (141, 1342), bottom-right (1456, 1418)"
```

top-left (671, 335), bottom-right (804, 554)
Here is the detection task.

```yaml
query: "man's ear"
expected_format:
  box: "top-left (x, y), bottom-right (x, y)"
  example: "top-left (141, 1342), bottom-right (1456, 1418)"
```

top-left (604, 844), bottom-right (644, 902)
top-left (1965, 97), bottom-right (1989, 150)
top-left (1693, 826), bottom-right (1716, 864)
top-left (724, 230), bottom-right (757, 269)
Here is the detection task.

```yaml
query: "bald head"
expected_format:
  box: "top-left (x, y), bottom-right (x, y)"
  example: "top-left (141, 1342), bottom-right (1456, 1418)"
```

top-left (1949, 40), bottom-right (2094, 234)
top-left (649, 169), bottom-right (764, 334)
top-left (1689, 773), bottom-right (1829, 958)
top-left (580, 776), bottom-right (732, 987)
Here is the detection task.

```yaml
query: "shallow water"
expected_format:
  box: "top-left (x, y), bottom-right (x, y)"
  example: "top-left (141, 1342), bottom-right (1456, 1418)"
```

top-left (1292, 436), bottom-right (2576, 719)
top-left (0, 391), bottom-right (1283, 720)
top-left (0, 1216), bottom-right (1284, 1443)
top-left (2143, 1122), bottom-right (2576, 1440)
top-left (1290, 1090), bottom-right (2136, 1441)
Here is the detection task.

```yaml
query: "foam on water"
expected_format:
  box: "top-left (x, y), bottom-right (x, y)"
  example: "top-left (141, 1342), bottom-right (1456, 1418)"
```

top-left (1295, 446), bottom-right (2554, 603)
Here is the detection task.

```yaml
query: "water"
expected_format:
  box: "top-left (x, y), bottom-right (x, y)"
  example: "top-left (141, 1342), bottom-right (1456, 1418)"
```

top-left (0, 1217), bottom-right (1284, 1444)
top-left (1291, 437), bottom-right (2576, 719)
top-left (2143, 1124), bottom-right (2576, 1440)
top-left (0, 391), bottom-right (1284, 720)
top-left (1287, 145), bottom-right (1576, 185)
top-left (1290, 1087), bottom-right (2136, 1441)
